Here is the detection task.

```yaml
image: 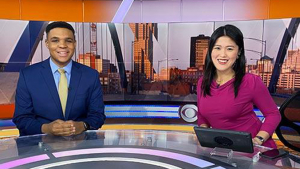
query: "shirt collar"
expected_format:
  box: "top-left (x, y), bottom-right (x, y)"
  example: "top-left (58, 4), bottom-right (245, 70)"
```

top-left (49, 58), bottom-right (72, 75)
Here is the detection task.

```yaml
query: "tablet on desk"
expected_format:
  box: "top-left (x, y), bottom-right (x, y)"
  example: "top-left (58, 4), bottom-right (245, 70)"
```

top-left (194, 126), bottom-right (254, 153)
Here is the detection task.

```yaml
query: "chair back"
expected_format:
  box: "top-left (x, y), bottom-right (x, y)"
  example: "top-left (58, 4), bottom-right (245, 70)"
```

top-left (275, 91), bottom-right (300, 152)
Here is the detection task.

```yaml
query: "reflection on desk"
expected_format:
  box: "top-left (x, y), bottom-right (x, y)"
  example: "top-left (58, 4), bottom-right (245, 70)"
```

top-left (0, 130), bottom-right (299, 169)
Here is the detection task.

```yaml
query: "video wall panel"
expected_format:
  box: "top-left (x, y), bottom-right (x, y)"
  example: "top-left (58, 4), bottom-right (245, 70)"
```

top-left (0, 18), bottom-right (300, 106)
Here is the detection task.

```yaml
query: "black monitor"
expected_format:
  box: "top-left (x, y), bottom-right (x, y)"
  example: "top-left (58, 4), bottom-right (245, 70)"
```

top-left (194, 126), bottom-right (254, 153)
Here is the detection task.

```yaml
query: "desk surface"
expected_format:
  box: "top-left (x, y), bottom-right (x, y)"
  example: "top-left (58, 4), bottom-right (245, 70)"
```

top-left (0, 130), bottom-right (298, 169)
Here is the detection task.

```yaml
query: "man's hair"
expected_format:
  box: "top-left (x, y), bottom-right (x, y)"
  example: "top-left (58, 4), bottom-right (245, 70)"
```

top-left (46, 21), bottom-right (75, 38)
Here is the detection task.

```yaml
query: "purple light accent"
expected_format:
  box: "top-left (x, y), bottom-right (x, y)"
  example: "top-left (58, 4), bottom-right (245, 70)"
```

top-left (211, 167), bottom-right (226, 169)
top-left (0, 154), bottom-right (49, 169)
top-left (53, 148), bottom-right (213, 168)
top-left (112, 0), bottom-right (134, 23)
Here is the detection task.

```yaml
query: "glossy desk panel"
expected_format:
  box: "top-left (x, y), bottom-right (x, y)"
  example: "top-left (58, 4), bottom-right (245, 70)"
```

top-left (0, 130), bottom-right (298, 169)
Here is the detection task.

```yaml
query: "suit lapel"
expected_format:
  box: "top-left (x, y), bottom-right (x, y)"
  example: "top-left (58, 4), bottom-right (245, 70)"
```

top-left (41, 59), bottom-right (64, 118)
top-left (65, 62), bottom-right (82, 119)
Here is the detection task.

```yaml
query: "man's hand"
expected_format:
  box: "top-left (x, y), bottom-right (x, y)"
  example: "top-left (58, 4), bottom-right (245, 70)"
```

top-left (42, 119), bottom-right (75, 136)
top-left (66, 121), bottom-right (86, 135)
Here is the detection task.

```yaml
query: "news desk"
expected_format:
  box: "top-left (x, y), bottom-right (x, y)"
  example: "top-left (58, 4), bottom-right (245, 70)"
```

top-left (0, 130), bottom-right (298, 169)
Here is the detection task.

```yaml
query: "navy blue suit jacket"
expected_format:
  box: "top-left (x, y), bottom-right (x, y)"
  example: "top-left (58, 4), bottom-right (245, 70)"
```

top-left (13, 58), bottom-right (106, 136)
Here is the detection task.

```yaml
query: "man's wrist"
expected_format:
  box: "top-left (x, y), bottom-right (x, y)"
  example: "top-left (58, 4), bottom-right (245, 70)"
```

top-left (83, 122), bottom-right (90, 131)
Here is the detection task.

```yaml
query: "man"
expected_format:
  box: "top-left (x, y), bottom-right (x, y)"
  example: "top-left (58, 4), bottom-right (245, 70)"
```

top-left (13, 21), bottom-right (106, 136)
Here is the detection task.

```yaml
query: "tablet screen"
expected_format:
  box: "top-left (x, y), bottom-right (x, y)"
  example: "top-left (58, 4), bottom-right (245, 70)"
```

top-left (194, 127), bottom-right (254, 153)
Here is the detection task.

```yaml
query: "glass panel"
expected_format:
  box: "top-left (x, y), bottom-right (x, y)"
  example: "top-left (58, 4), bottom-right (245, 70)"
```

top-left (1, 18), bottom-right (300, 105)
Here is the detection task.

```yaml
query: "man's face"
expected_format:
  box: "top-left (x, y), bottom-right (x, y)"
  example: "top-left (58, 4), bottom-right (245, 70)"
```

top-left (46, 28), bottom-right (76, 67)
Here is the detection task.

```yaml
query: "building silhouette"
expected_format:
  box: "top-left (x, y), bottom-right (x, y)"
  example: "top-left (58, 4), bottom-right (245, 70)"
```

top-left (108, 72), bottom-right (121, 94)
top-left (77, 53), bottom-right (110, 74)
top-left (190, 34), bottom-right (210, 71)
top-left (258, 55), bottom-right (273, 86)
top-left (77, 53), bottom-right (124, 94)
top-left (158, 66), bottom-right (202, 95)
top-left (248, 49), bottom-right (300, 93)
top-left (129, 23), bottom-right (158, 81)
top-left (277, 49), bottom-right (300, 92)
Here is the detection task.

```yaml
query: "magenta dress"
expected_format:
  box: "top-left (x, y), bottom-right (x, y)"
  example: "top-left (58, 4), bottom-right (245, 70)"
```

top-left (197, 73), bottom-right (281, 148)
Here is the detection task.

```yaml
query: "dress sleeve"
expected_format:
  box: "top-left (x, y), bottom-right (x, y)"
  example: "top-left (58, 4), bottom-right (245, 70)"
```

top-left (197, 77), bottom-right (210, 127)
top-left (252, 76), bottom-right (281, 136)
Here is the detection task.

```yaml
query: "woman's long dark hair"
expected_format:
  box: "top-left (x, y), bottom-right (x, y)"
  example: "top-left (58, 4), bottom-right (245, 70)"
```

top-left (201, 24), bottom-right (246, 98)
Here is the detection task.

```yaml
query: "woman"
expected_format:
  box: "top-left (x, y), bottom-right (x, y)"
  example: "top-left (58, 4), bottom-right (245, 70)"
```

top-left (197, 24), bottom-right (281, 149)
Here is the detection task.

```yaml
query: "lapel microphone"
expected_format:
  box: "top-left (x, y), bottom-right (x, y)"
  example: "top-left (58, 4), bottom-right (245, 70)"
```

top-left (217, 84), bottom-right (220, 88)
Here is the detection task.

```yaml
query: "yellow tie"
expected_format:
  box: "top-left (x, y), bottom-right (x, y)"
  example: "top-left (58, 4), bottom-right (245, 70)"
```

top-left (58, 69), bottom-right (68, 116)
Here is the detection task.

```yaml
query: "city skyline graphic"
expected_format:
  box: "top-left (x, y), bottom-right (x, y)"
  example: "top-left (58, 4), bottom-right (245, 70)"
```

top-left (74, 22), bottom-right (300, 97)
top-left (0, 19), bottom-right (300, 104)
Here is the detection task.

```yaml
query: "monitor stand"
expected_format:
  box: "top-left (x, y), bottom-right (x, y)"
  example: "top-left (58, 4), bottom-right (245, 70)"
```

top-left (210, 147), bottom-right (233, 159)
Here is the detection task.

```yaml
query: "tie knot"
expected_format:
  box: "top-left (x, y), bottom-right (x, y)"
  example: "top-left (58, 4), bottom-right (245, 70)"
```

top-left (58, 69), bottom-right (65, 74)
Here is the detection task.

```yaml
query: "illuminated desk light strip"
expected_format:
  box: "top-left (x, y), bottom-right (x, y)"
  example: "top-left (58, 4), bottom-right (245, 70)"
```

top-left (105, 105), bottom-right (180, 112)
top-left (0, 107), bottom-right (279, 126)
top-left (0, 120), bottom-right (15, 126)
top-left (0, 154), bottom-right (49, 169)
top-left (105, 110), bottom-right (178, 113)
top-left (106, 112), bottom-right (179, 118)
top-left (31, 157), bottom-right (184, 169)
top-left (105, 105), bottom-right (180, 109)
top-left (105, 105), bottom-right (180, 118)
top-left (105, 108), bottom-right (179, 112)
top-left (53, 148), bottom-right (214, 168)
top-left (106, 115), bottom-right (180, 119)
top-left (106, 105), bottom-right (180, 107)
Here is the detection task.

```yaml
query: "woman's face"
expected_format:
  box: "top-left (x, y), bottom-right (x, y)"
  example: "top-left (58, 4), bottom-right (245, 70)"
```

top-left (211, 36), bottom-right (239, 74)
